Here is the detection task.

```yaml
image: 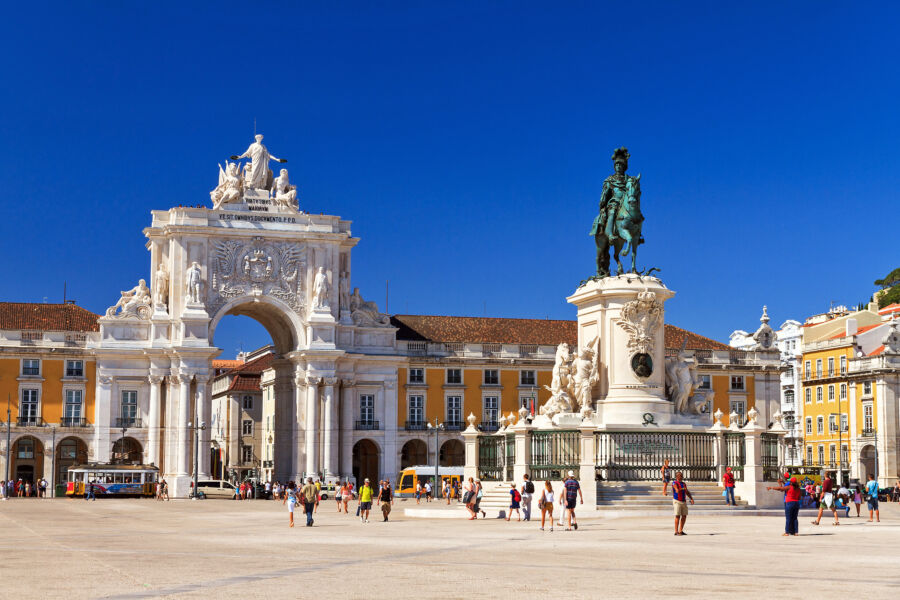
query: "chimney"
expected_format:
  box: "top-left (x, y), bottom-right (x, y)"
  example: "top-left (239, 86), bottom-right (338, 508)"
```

top-left (845, 318), bottom-right (857, 337)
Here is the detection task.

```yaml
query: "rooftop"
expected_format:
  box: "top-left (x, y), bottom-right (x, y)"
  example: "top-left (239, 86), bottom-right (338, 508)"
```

top-left (0, 302), bottom-right (100, 332)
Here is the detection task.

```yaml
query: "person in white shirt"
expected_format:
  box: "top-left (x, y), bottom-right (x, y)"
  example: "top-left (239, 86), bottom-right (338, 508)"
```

top-left (520, 474), bottom-right (535, 521)
top-left (424, 481), bottom-right (433, 502)
top-left (539, 481), bottom-right (555, 531)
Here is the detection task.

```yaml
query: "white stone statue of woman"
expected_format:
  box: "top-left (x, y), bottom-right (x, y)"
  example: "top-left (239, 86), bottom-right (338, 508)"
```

top-left (154, 263), bottom-right (169, 309)
top-left (230, 134), bottom-right (286, 190)
top-left (312, 267), bottom-right (329, 309)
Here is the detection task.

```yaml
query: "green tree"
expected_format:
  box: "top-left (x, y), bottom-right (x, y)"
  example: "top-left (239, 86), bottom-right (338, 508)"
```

top-left (874, 267), bottom-right (900, 289)
top-left (875, 267), bottom-right (900, 308)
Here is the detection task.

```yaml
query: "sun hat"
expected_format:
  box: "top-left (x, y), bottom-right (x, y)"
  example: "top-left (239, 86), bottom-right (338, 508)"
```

top-left (567, 470), bottom-right (575, 477)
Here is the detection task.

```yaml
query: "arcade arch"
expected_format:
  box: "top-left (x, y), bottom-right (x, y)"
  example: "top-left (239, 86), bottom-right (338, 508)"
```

top-left (400, 439), bottom-right (427, 469)
top-left (55, 436), bottom-right (88, 487)
top-left (440, 439), bottom-right (465, 467)
top-left (353, 439), bottom-right (380, 485)
top-left (112, 437), bottom-right (143, 464)
top-left (859, 444), bottom-right (877, 479)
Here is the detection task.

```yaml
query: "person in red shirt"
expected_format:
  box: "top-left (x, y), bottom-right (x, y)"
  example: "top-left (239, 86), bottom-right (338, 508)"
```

top-left (671, 472), bottom-right (694, 536)
top-left (768, 476), bottom-right (802, 536)
top-left (723, 467), bottom-right (736, 506)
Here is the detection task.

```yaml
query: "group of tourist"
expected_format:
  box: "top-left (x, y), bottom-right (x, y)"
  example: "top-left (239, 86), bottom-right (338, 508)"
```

top-left (281, 477), bottom-right (394, 527)
top-left (154, 479), bottom-right (170, 501)
top-left (0, 478), bottom-right (49, 498)
top-left (232, 481), bottom-right (256, 500)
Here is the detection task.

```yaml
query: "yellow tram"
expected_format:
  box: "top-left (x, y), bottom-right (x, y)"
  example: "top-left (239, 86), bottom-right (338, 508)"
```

top-left (66, 463), bottom-right (159, 497)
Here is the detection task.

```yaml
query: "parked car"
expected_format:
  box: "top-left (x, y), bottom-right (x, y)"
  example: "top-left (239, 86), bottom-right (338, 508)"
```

top-left (196, 479), bottom-right (238, 499)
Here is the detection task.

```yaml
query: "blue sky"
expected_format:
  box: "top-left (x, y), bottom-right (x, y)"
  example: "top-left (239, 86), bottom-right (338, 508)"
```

top-left (2, 3), bottom-right (898, 357)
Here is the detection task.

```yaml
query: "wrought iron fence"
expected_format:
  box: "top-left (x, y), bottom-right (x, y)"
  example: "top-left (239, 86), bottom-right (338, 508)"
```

top-left (595, 431), bottom-right (716, 481)
top-left (528, 430), bottom-right (580, 481)
top-left (478, 435), bottom-right (505, 481)
top-left (505, 434), bottom-right (516, 481)
top-left (761, 433), bottom-right (780, 481)
top-left (725, 432), bottom-right (745, 482)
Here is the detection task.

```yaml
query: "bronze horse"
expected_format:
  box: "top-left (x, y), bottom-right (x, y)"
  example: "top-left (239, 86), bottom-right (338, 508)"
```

top-left (594, 174), bottom-right (644, 276)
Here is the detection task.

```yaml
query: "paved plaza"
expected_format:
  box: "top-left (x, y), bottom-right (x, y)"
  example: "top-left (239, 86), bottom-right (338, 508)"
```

top-left (2, 498), bottom-right (897, 598)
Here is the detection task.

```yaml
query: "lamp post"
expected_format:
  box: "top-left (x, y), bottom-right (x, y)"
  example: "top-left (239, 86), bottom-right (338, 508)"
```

top-left (829, 411), bottom-right (843, 486)
top-left (119, 425), bottom-right (128, 464)
top-left (4, 394), bottom-right (10, 500)
top-left (427, 417), bottom-right (444, 499)
top-left (189, 420), bottom-right (206, 500)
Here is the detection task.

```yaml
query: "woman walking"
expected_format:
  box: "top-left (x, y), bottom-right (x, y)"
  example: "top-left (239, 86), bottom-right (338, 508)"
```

top-left (539, 481), bottom-right (555, 531)
top-left (341, 482), bottom-right (352, 514)
top-left (767, 476), bottom-right (801, 536)
top-left (283, 482), bottom-right (297, 527)
top-left (463, 477), bottom-right (476, 519)
top-left (661, 459), bottom-right (671, 496)
top-left (506, 485), bottom-right (522, 521)
top-left (474, 480), bottom-right (486, 519)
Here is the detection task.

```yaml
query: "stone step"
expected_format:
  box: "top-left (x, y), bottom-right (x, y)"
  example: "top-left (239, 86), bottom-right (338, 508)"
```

top-left (597, 499), bottom-right (749, 506)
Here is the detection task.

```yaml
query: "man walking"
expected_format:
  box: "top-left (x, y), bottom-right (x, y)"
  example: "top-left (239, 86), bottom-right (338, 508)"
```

top-left (358, 478), bottom-right (374, 523)
top-left (865, 474), bottom-right (880, 523)
top-left (300, 477), bottom-right (318, 527)
top-left (521, 474), bottom-right (535, 521)
top-left (723, 467), bottom-right (736, 506)
top-left (811, 472), bottom-right (839, 526)
top-left (378, 480), bottom-right (394, 521)
top-left (672, 471), bottom-right (694, 536)
top-left (563, 471), bottom-right (583, 531)
top-left (85, 480), bottom-right (96, 501)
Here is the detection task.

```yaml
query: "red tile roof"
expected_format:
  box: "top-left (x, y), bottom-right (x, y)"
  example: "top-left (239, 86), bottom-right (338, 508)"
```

top-left (0, 302), bottom-right (100, 332)
top-left (878, 303), bottom-right (900, 315)
top-left (827, 323), bottom-right (881, 340)
top-left (212, 359), bottom-right (244, 370)
top-left (228, 375), bottom-right (262, 392)
top-left (868, 345), bottom-right (885, 356)
top-left (391, 315), bottom-right (731, 351)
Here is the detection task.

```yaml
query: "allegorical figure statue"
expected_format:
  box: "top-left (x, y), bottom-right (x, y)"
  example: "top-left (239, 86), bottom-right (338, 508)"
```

top-left (339, 272), bottom-right (350, 313)
top-left (590, 147), bottom-right (646, 277)
top-left (185, 261), bottom-right (203, 305)
top-left (570, 337), bottom-right (600, 416)
top-left (312, 267), bottom-right (329, 309)
top-left (348, 287), bottom-right (390, 326)
top-left (540, 342), bottom-right (576, 417)
top-left (231, 134), bottom-right (286, 191)
top-left (210, 161), bottom-right (244, 209)
top-left (154, 263), bottom-right (169, 309)
top-left (106, 279), bottom-right (152, 319)
top-left (270, 168), bottom-right (298, 210)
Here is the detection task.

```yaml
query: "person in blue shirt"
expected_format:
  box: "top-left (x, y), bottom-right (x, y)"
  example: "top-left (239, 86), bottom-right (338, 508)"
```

top-left (865, 474), bottom-right (880, 523)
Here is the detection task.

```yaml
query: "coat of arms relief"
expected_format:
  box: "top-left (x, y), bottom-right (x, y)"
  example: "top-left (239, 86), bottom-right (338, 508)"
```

top-left (209, 236), bottom-right (307, 316)
top-left (616, 289), bottom-right (662, 355)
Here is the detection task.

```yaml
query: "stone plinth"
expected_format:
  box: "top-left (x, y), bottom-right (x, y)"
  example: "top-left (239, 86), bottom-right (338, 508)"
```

top-left (567, 275), bottom-right (676, 427)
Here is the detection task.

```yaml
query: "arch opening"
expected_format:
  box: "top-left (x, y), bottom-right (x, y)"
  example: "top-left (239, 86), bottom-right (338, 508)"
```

top-left (12, 436), bottom-right (44, 489)
top-left (400, 439), bottom-right (428, 469)
top-left (111, 437), bottom-right (143, 465)
top-left (353, 439), bottom-right (380, 485)
top-left (440, 439), bottom-right (464, 467)
top-left (209, 296), bottom-right (305, 356)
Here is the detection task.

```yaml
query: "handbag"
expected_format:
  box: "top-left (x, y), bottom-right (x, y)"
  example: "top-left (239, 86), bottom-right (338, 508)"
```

top-left (356, 504), bottom-right (361, 516)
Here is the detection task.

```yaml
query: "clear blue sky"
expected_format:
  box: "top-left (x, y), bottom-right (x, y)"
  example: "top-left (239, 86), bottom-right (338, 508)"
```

top-left (2, 3), bottom-right (898, 358)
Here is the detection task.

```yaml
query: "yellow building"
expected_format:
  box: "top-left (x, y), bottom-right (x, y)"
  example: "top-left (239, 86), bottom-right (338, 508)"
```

top-left (0, 302), bottom-right (100, 494)
top-left (800, 305), bottom-right (899, 484)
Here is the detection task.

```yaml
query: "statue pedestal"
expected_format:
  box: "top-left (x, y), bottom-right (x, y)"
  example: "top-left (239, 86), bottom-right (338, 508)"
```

top-left (567, 275), bottom-right (676, 427)
top-left (180, 303), bottom-right (210, 347)
top-left (307, 307), bottom-right (336, 349)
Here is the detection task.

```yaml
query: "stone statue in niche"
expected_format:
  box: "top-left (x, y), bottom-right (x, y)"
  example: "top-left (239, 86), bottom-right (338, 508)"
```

top-left (312, 267), bottom-right (329, 309)
top-left (664, 343), bottom-right (709, 415)
top-left (154, 264), bottom-right (169, 310)
top-left (339, 272), bottom-right (350, 313)
top-left (210, 161), bottom-right (244, 209)
top-left (230, 134), bottom-right (286, 191)
top-left (185, 261), bottom-right (204, 305)
top-left (270, 169), bottom-right (298, 211)
top-left (540, 342), bottom-right (576, 417)
top-left (106, 279), bottom-right (152, 319)
top-left (348, 287), bottom-right (391, 326)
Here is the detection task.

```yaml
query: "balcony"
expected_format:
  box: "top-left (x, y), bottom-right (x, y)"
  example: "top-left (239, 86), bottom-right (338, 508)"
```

top-left (355, 420), bottom-right (380, 431)
top-left (404, 420), bottom-right (427, 431)
top-left (16, 417), bottom-right (43, 427)
top-left (444, 421), bottom-right (464, 431)
top-left (477, 422), bottom-right (499, 433)
top-left (60, 417), bottom-right (88, 427)
top-left (861, 428), bottom-right (876, 437)
top-left (115, 417), bottom-right (143, 428)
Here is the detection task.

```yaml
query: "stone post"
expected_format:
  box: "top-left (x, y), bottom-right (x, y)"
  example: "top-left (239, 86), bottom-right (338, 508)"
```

top-left (340, 380), bottom-right (355, 481)
top-left (305, 376), bottom-right (320, 478)
top-left (709, 410), bottom-right (727, 484)
top-left (462, 414), bottom-right (479, 481)
top-left (512, 419), bottom-right (531, 484)
top-left (196, 375), bottom-right (211, 479)
top-left (322, 377), bottom-right (337, 480)
top-left (735, 411), bottom-right (773, 508)
top-left (147, 375), bottom-right (163, 467)
top-left (176, 371), bottom-right (193, 477)
top-left (578, 421), bottom-right (597, 508)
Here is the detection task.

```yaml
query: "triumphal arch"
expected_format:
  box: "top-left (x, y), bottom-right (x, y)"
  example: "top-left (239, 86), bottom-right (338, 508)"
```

top-left (94, 135), bottom-right (401, 497)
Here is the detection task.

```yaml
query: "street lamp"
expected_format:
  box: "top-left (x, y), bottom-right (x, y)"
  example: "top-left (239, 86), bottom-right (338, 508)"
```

top-left (829, 412), bottom-right (844, 486)
top-left (427, 418), bottom-right (444, 499)
top-left (4, 394), bottom-right (11, 500)
top-left (188, 420), bottom-right (206, 500)
top-left (119, 425), bottom-right (127, 464)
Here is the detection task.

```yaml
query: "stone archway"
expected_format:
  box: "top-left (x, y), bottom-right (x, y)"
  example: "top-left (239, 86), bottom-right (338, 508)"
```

top-left (111, 437), bottom-right (143, 464)
top-left (208, 295), bottom-right (306, 356)
top-left (11, 436), bottom-right (44, 492)
top-left (353, 439), bottom-right (380, 485)
top-left (55, 436), bottom-right (88, 491)
top-left (440, 439), bottom-right (465, 467)
top-left (859, 444), bottom-right (876, 480)
top-left (400, 439), bottom-right (428, 469)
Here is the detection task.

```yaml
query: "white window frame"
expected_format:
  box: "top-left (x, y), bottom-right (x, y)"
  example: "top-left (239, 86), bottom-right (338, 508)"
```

top-left (828, 414), bottom-right (837, 432)
top-left (806, 446), bottom-right (812, 465)
top-left (784, 390), bottom-right (795, 405)
top-left (815, 359), bottom-right (822, 377)
top-left (519, 370), bottom-right (536, 386)
top-left (483, 395), bottom-right (500, 426)
top-left (817, 445), bottom-right (825, 465)
top-left (121, 390), bottom-right (138, 421)
top-left (22, 359), bottom-right (40, 376)
top-left (446, 395), bottom-right (462, 425)
top-left (828, 385), bottom-right (835, 402)
top-left (730, 375), bottom-right (745, 391)
top-left (863, 402), bottom-right (873, 431)
top-left (827, 357), bottom-right (834, 376)
top-left (242, 419), bottom-right (253, 436)
top-left (64, 388), bottom-right (83, 419)
top-left (699, 374), bottom-right (712, 390)
top-left (408, 395), bottom-right (425, 423)
top-left (805, 417), bottom-right (812, 435)
top-left (839, 383), bottom-right (846, 400)
top-left (446, 368), bottom-right (462, 385)
top-left (805, 388), bottom-right (811, 404)
top-left (862, 381), bottom-right (872, 396)
top-left (242, 395), bottom-right (253, 410)
top-left (840, 414), bottom-right (848, 432)
top-left (241, 445), bottom-right (253, 463)
top-left (409, 368), bottom-right (425, 384)
top-left (21, 388), bottom-right (40, 420)
top-left (816, 416), bottom-right (824, 434)
top-left (65, 360), bottom-right (84, 378)
top-left (359, 394), bottom-right (375, 424)
top-left (483, 369), bottom-right (499, 385)
top-left (840, 355), bottom-right (847, 375)
top-left (804, 360), bottom-right (811, 378)
top-left (729, 399), bottom-right (745, 423)
top-left (816, 386), bottom-right (823, 403)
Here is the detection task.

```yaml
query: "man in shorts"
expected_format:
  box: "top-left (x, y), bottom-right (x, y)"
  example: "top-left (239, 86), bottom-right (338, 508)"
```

top-left (377, 480), bottom-right (394, 521)
top-left (563, 471), bottom-right (583, 531)
top-left (358, 478), bottom-right (374, 523)
top-left (865, 474), bottom-right (880, 523)
top-left (671, 471), bottom-right (694, 536)
top-left (811, 472), bottom-right (839, 526)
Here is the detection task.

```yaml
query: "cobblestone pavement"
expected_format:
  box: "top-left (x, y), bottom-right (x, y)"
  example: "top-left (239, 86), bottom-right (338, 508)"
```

top-left (2, 498), bottom-right (897, 599)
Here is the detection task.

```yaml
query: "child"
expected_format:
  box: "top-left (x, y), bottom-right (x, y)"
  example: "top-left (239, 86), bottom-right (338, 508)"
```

top-left (506, 485), bottom-right (522, 521)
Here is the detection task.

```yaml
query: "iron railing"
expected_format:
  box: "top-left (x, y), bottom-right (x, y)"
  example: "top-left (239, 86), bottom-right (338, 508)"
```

top-left (404, 420), bottom-right (427, 431)
top-left (505, 434), bottom-right (516, 481)
top-left (478, 422), bottom-right (499, 433)
top-left (355, 420), bottom-right (380, 430)
top-left (115, 417), bottom-right (142, 428)
top-left (16, 417), bottom-right (43, 427)
top-left (594, 432), bottom-right (717, 481)
top-left (444, 421), bottom-right (464, 431)
top-left (60, 417), bottom-right (87, 427)
top-left (725, 432), bottom-right (746, 482)
top-left (761, 433), bottom-right (780, 481)
top-left (529, 430), bottom-right (580, 480)
top-left (478, 435), bottom-right (505, 481)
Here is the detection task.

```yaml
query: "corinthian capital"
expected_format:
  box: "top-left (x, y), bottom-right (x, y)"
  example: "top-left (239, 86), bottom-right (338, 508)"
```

top-left (323, 377), bottom-right (338, 386)
top-left (148, 375), bottom-right (165, 385)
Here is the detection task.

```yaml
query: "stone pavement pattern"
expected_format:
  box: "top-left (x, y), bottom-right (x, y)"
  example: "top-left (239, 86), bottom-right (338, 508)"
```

top-left (1, 499), bottom-right (897, 599)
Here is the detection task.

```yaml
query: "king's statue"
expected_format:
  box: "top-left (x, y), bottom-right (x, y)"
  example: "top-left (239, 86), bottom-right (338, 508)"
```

top-left (590, 147), bottom-right (647, 277)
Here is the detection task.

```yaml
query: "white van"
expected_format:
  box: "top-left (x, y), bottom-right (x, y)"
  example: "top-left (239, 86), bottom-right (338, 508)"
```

top-left (197, 479), bottom-right (238, 499)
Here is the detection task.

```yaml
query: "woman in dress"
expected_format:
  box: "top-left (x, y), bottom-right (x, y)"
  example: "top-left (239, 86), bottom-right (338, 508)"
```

top-left (474, 480), bottom-right (486, 519)
top-left (283, 482), bottom-right (297, 527)
top-left (661, 459), bottom-right (671, 496)
top-left (539, 481), bottom-right (555, 531)
top-left (463, 477), bottom-right (476, 519)
top-left (341, 482), bottom-right (352, 514)
top-left (506, 485), bottom-right (522, 522)
top-left (852, 485), bottom-right (862, 516)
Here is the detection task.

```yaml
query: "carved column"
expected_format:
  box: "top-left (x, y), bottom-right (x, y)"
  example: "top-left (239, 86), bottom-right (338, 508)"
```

top-left (340, 380), bottom-right (355, 480)
top-left (291, 373), bottom-right (306, 483)
top-left (323, 378), bottom-right (337, 479)
top-left (382, 380), bottom-right (398, 482)
top-left (163, 374), bottom-right (180, 475)
top-left (177, 371), bottom-right (193, 476)
top-left (196, 375), bottom-right (211, 479)
top-left (305, 376), bottom-right (320, 477)
top-left (94, 375), bottom-right (113, 463)
top-left (147, 375), bottom-right (164, 467)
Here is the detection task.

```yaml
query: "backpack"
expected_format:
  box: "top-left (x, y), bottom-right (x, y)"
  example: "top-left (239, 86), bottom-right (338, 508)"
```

top-left (512, 489), bottom-right (521, 502)
top-left (524, 481), bottom-right (534, 494)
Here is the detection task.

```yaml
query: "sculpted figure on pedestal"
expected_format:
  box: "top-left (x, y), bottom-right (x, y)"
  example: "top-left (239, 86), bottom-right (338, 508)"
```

top-left (154, 264), bottom-right (169, 309)
top-left (106, 279), bottom-right (152, 319)
top-left (348, 287), bottom-right (390, 326)
top-left (270, 168), bottom-right (298, 211)
top-left (540, 342), bottom-right (576, 417)
top-left (339, 272), bottom-right (350, 313)
top-left (311, 267), bottom-right (329, 309)
top-left (590, 147), bottom-right (651, 277)
top-left (570, 337), bottom-right (599, 416)
top-left (210, 161), bottom-right (244, 209)
top-left (230, 134), bottom-right (286, 191)
top-left (664, 344), bottom-right (709, 415)
top-left (185, 261), bottom-right (204, 305)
